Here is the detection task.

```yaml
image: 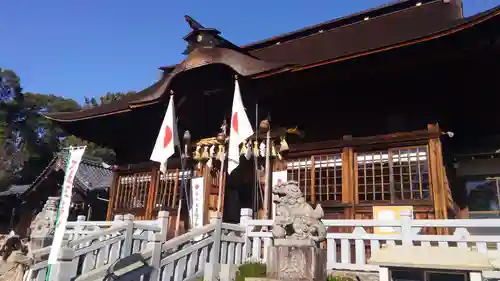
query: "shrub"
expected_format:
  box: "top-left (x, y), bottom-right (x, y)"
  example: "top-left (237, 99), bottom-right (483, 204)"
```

top-left (327, 274), bottom-right (356, 281)
top-left (196, 261), bottom-right (266, 281)
top-left (235, 261), bottom-right (267, 281)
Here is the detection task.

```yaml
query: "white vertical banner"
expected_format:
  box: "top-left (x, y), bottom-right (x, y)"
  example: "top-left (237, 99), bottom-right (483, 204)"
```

top-left (190, 177), bottom-right (205, 241)
top-left (271, 171), bottom-right (288, 219)
top-left (48, 147), bottom-right (86, 265)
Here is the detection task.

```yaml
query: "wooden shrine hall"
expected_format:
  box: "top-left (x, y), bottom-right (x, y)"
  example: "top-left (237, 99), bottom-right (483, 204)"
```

top-left (46, 0), bottom-right (500, 229)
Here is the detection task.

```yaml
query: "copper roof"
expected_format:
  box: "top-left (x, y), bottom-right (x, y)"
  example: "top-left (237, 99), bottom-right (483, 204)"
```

top-left (45, 0), bottom-right (500, 122)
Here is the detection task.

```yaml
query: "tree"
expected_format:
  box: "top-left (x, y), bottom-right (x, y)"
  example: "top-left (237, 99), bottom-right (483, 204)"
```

top-left (0, 68), bottom-right (137, 189)
top-left (16, 93), bottom-right (82, 182)
top-left (62, 91), bottom-right (137, 164)
top-left (84, 91), bottom-right (136, 107)
top-left (0, 69), bottom-right (26, 189)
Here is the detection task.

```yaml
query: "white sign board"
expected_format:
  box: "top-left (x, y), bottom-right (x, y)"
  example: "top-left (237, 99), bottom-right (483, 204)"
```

top-left (272, 171), bottom-right (288, 219)
top-left (190, 177), bottom-right (205, 241)
top-left (48, 147), bottom-right (86, 265)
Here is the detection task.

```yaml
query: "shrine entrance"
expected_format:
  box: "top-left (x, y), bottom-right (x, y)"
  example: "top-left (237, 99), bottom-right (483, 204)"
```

top-left (223, 159), bottom-right (258, 223)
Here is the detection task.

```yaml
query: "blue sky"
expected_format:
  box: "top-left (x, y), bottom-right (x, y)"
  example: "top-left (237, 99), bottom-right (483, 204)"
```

top-left (1, 0), bottom-right (499, 104)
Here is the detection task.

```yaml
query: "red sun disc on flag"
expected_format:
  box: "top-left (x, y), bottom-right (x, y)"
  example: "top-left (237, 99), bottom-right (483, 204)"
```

top-left (232, 112), bottom-right (239, 133)
top-left (163, 126), bottom-right (173, 148)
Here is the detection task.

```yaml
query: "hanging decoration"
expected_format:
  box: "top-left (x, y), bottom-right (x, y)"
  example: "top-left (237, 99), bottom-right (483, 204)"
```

top-left (280, 135), bottom-right (289, 153)
top-left (192, 127), bottom-right (302, 170)
top-left (259, 141), bottom-right (266, 158)
top-left (245, 141), bottom-right (252, 160)
top-left (240, 140), bottom-right (247, 156)
top-left (271, 140), bottom-right (277, 158)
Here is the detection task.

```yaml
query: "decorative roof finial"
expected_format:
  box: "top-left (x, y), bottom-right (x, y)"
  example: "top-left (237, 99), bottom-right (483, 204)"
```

top-left (184, 15), bottom-right (204, 31)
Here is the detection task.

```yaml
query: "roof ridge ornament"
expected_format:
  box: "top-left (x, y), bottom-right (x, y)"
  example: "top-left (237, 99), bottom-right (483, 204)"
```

top-left (182, 15), bottom-right (243, 55)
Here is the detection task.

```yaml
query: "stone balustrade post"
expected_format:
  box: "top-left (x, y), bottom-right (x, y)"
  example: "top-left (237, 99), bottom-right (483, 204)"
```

top-left (113, 214), bottom-right (124, 225)
top-left (399, 210), bottom-right (413, 246)
top-left (121, 214), bottom-right (135, 257)
top-left (53, 248), bottom-right (77, 281)
top-left (239, 208), bottom-right (252, 261)
top-left (204, 217), bottom-right (223, 281)
top-left (148, 233), bottom-right (166, 280)
top-left (157, 211), bottom-right (170, 236)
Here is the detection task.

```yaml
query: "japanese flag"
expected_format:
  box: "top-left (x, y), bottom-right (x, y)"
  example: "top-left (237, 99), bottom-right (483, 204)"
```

top-left (150, 95), bottom-right (180, 174)
top-left (228, 80), bottom-right (254, 174)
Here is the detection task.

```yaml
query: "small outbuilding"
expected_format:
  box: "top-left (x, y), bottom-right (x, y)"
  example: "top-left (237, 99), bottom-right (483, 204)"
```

top-left (368, 245), bottom-right (496, 281)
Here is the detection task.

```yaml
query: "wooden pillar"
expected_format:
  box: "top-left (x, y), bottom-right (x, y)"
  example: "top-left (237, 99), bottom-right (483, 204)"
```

top-left (341, 147), bottom-right (355, 218)
top-left (145, 167), bottom-right (159, 220)
top-left (202, 165), bottom-right (211, 225)
top-left (106, 170), bottom-right (120, 221)
top-left (435, 138), bottom-right (449, 220)
top-left (427, 124), bottom-right (448, 223)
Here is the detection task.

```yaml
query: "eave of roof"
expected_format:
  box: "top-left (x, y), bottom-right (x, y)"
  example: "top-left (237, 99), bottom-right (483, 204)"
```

top-left (158, 0), bottom-right (442, 72)
top-left (16, 153), bottom-right (113, 199)
top-left (45, 2), bottom-right (500, 123)
top-left (45, 47), bottom-right (289, 122)
top-left (270, 3), bottom-right (500, 74)
top-left (241, 0), bottom-right (440, 51)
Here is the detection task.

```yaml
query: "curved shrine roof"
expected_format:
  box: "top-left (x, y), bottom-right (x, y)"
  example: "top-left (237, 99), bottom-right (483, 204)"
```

top-left (46, 0), bottom-right (500, 122)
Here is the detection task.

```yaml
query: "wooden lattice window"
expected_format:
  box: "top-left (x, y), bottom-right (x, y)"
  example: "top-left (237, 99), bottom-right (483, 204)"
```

top-left (116, 172), bottom-right (151, 210)
top-left (357, 146), bottom-right (430, 202)
top-left (392, 147), bottom-right (430, 200)
top-left (153, 170), bottom-right (186, 210)
top-left (313, 155), bottom-right (343, 202)
top-left (287, 157), bottom-right (311, 202)
top-left (287, 154), bottom-right (343, 203)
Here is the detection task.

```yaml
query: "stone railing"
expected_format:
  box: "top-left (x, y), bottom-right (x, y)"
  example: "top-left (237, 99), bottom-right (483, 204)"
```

top-left (27, 211), bottom-right (169, 280)
top-left (242, 208), bottom-right (500, 274)
top-left (49, 217), bottom-right (246, 281)
top-left (25, 208), bottom-right (500, 280)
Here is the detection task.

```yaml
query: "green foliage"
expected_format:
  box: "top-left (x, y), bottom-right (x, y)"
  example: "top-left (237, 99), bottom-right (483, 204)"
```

top-left (235, 261), bottom-right (267, 281)
top-left (0, 68), bottom-right (137, 190)
top-left (327, 274), bottom-right (356, 281)
top-left (84, 91), bottom-right (136, 108)
top-left (195, 262), bottom-right (267, 281)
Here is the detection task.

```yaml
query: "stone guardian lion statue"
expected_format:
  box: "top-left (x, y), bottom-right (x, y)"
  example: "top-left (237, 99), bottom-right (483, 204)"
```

top-left (271, 181), bottom-right (327, 245)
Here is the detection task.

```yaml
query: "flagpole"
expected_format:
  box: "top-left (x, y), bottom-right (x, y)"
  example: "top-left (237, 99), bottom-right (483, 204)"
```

top-left (253, 103), bottom-right (259, 218)
top-left (174, 130), bottom-right (191, 237)
top-left (216, 154), bottom-right (226, 218)
top-left (261, 119), bottom-right (272, 219)
top-left (216, 120), bottom-right (228, 218)
top-left (174, 149), bottom-right (184, 237)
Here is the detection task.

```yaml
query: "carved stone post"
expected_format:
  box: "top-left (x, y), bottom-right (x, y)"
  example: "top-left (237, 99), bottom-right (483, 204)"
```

top-left (29, 197), bottom-right (60, 252)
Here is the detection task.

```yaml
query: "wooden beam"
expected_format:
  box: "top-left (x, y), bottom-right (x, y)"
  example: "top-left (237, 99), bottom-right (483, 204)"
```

top-left (106, 170), bottom-right (120, 221)
top-left (288, 128), bottom-right (441, 157)
top-left (145, 167), bottom-right (159, 220)
top-left (341, 147), bottom-right (355, 219)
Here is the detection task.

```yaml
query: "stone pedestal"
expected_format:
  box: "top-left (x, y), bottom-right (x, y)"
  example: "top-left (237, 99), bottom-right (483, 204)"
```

top-left (267, 240), bottom-right (327, 281)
